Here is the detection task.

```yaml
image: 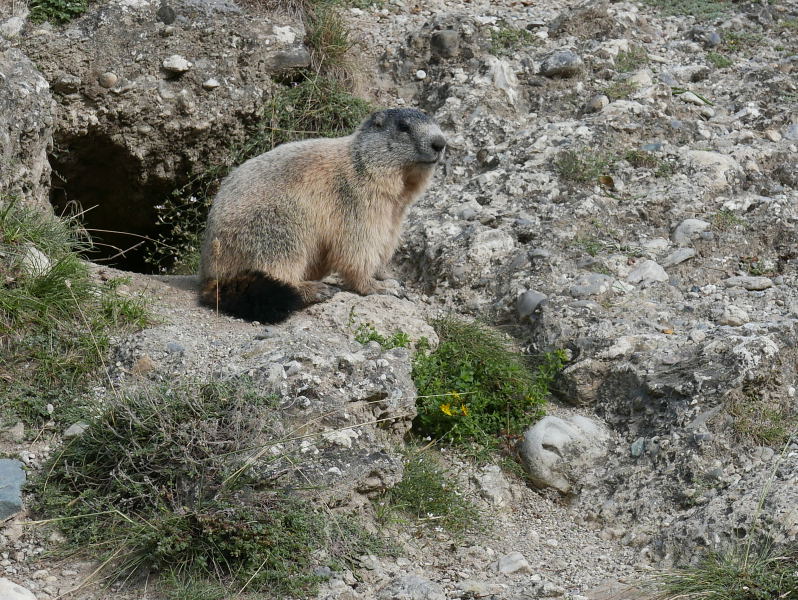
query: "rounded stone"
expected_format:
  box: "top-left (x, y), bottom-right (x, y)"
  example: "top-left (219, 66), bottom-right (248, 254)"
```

top-left (539, 49), bottom-right (583, 78)
top-left (98, 71), bottom-right (118, 88)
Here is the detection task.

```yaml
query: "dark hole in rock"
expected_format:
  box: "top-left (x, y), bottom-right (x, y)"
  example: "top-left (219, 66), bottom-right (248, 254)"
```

top-left (49, 132), bottom-right (187, 274)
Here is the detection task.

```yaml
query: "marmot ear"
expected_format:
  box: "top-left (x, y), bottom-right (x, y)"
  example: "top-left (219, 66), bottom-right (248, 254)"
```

top-left (372, 111), bottom-right (386, 128)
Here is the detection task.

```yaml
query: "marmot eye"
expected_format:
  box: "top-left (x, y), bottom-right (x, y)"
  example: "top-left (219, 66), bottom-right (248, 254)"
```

top-left (397, 121), bottom-right (410, 133)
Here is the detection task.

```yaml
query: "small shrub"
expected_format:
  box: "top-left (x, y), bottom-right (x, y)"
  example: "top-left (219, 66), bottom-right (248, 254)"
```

top-left (377, 450), bottom-right (480, 534)
top-left (490, 23), bottom-right (538, 56)
top-left (33, 380), bottom-right (384, 596)
top-left (615, 46), bottom-right (649, 73)
top-left (602, 80), bottom-right (639, 100)
top-left (712, 208), bottom-right (746, 231)
top-left (707, 52), bottom-right (733, 68)
top-left (555, 149), bottom-right (616, 185)
top-left (657, 543), bottom-right (798, 600)
top-left (29, 0), bottom-right (88, 23)
top-left (625, 150), bottom-right (674, 177)
top-left (412, 317), bottom-right (566, 447)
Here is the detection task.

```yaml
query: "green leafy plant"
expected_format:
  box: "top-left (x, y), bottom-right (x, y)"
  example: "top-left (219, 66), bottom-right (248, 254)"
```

top-left (707, 52), bottom-right (733, 68)
top-left (412, 317), bottom-right (566, 447)
top-left (490, 23), bottom-right (538, 56)
top-left (376, 450), bottom-right (480, 534)
top-left (33, 380), bottom-right (384, 596)
top-left (354, 322), bottom-right (410, 350)
top-left (30, 0), bottom-right (88, 23)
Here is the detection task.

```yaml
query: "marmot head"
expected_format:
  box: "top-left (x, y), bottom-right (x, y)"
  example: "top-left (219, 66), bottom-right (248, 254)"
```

top-left (354, 108), bottom-right (446, 172)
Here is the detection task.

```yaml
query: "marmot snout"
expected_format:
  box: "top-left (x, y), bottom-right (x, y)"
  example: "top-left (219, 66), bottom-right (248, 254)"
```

top-left (199, 108), bottom-right (445, 323)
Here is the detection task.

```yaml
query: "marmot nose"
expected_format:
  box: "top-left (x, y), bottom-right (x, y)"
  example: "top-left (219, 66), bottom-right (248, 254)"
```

top-left (430, 135), bottom-right (446, 153)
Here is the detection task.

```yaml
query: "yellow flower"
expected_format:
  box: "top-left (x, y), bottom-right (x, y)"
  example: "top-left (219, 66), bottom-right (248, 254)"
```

top-left (460, 404), bottom-right (469, 416)
top-left (440, 403), bottom-right (453, 416)
top-left (450, 391), bottom-right (462, 402)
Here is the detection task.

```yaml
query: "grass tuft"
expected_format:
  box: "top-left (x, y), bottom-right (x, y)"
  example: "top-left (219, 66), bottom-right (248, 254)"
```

top-left (32, 379), bottom-right (385, 596)
top-left (0, 199), bottom-right (148, 428)
top-left (657, 544), bottom-right (798, 600)
top-left (489, 23), bottom-right (538, 56)
top-left (555, 149), bottom-right (616, 185)
top-left (411, 317), bottom-right (566, 448)
top-left (376, 449), bottom-right (480, 534)
top-left (615, 46), bottom-right (649, 73)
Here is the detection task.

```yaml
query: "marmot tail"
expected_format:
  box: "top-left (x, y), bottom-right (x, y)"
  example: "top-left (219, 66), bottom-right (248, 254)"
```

top-left (199, 271), bottom-right (304, 323)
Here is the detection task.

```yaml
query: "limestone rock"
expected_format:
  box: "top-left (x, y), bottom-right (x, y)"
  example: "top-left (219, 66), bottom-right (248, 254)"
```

top-left (519, 416), bottom-right (610, 493)
top-left (0, 49), bottom-right (55, 212)
top-left (539, 49), bottom-right (583, 78)
top-left (0, 579), bottom-right (36, 600)
top-left (0, 459), bottom-right (26, 520)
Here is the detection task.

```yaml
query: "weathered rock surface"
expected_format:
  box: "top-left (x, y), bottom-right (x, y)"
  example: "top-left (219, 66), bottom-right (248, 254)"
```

top-left (0, 49), bottom-right (55, 211)
top-left (0, 459), bottom-right (26, 520)
top-left (110, 283), bottom-right (432, 507)
top-left (519, 415), bottom-right (610, 493)
top-left (0, 579), bottom-right (36, 600)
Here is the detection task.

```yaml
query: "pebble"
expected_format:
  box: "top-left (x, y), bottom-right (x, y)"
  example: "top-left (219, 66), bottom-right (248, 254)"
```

top-left (166, 341), bottom-right (185, 354)
top-left (569, 274), bottom-right (614, 298)
top-left (0, 460), bottom-right (25, 520)
top-left (723, 276), bottom-right (773, 291)
top-left (783, 124), bottom-right (798, 141)
top-left (162, 55), bottom-right (192, 74)
top-left (496, 552), bottom-right (532, 574)
top-left (719, 305), bottom-right (749, 326)
top-left (672, 219), bottom-right (710, 246)
top-left (678, 91), bottom-right (705, 106)
top-left (415, 69), bottom-right (427, 80)
top-left (97, 72), bottom-right (118, 88)
top-left (539, 49), bottom-right (583, 78)
top-left (627, 260), bottom-right (668, 284)
top-left (517, 290), bottom-right (547, 318)
top-left (660, 247), bottom-right (696, 268)
top-left (202, 78), bottom-right (221, 90)
top-left (584, 94), bottom-right (609, 113)
top-left (62, 422), bottom-right (89, 439)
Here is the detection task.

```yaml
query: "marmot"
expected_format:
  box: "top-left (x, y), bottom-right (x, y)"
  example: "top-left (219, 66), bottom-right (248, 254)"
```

top-left (198, 108), bottom-right (446, 322)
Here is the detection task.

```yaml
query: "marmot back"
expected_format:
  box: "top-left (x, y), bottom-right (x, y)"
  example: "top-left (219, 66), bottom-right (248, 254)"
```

top-left (199, 108), bottom-right (446, 323)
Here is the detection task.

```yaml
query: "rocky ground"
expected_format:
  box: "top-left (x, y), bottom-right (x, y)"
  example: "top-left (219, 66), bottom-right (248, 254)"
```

top-left (2, 0), bottom-right (797, 598)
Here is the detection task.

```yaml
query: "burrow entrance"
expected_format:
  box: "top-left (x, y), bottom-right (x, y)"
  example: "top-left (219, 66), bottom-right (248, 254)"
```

top-left (49, 132), bottom-right (188, 274)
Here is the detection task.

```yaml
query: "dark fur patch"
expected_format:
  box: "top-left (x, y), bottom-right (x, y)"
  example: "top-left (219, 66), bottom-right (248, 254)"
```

top-left (199, 271), bottom-right (304, 323)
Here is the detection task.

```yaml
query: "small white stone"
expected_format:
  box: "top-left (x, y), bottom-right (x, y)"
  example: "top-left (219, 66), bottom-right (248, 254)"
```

top-left (496, 552), bottom-right (532, 574)
top-left (202, 78), bottom-right (220, 90)
top-left (162, 55), bottom-right (192, 73)
top-left (678, 91), bottom-right (705, 105)
top-left (415, 69), bottom-right (427, 80)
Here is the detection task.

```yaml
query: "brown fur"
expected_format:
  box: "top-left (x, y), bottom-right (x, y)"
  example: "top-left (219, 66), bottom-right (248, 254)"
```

top-left (198, 108), bottom-right (445, 321)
